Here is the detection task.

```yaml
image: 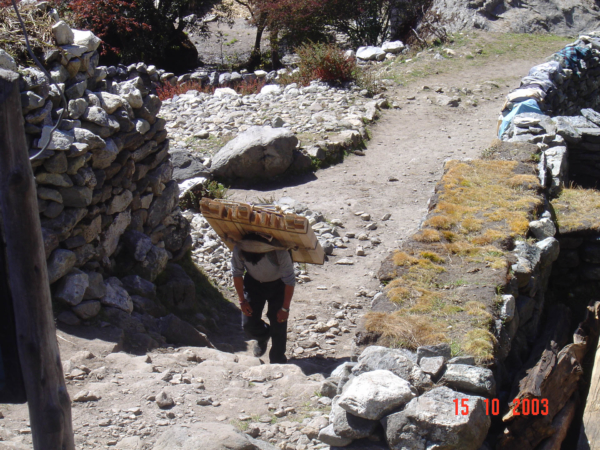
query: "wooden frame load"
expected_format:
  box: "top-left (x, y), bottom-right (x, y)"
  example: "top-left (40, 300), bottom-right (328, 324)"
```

top-left (200, 198), bottom-right (325, 265)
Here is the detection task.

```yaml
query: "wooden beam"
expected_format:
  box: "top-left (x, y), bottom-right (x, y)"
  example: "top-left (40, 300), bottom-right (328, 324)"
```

top-left (0, 69), bottom-right (74, 449)
top-left (578, 302), bottom-right (600, 450)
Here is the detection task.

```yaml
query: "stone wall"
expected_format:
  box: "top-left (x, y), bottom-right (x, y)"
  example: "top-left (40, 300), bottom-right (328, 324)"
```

top-left (2, 10), bottom-right (195, 346)
top-left (496, 33), bottom-right (600, 447)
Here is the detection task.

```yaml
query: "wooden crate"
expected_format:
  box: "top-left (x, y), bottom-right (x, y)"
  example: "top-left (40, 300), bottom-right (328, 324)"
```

top-left (200, 198), bottom-right (325, 265)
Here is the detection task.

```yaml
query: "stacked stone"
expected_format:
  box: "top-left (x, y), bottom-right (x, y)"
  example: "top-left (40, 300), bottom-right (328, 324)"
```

top-left (551, 236), bottom-right (600, 301)
top-left (315, 345), bottom-right (492, 449)
top-left (6, 20), bottom-right (191, 328)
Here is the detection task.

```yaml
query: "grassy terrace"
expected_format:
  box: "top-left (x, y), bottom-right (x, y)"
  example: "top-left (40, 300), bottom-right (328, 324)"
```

top-left (369, 143), bottom-right (544, 364)
top-left (554, 187), bottom-right (600, 234)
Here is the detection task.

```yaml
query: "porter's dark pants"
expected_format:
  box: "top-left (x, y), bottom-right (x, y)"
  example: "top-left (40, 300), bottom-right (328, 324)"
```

top-left (241, 273), bottom-right (287, 363)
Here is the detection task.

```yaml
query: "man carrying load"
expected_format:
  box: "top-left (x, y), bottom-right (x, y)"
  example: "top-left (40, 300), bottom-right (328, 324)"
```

top-left (231, 233), bottom-right (295, 364)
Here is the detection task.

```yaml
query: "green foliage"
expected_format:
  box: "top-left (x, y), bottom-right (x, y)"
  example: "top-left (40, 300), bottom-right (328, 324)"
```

top-left (179, 180), bottom-right (229, 211)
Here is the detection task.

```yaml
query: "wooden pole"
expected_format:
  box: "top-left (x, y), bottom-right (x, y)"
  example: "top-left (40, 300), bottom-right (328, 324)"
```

top-left (578, 303), bottom-right (600, 449)
top-left (0, 69), bottom-right (74, 449)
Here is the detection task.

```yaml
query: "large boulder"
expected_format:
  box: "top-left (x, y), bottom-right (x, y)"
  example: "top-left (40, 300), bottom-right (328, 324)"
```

top-left (381, 386), bottom-right (490, 450)
top-left (353, 346), bottom-right (432, 391)
top-left (152, 422), bottom-right (276, 450)
top-left (440, 364), bottom-right (496, 397)
top-left (356, 46), bottom-right (386, 61)
top-left (210, 126), bottom-right (297, 179)
top-left (338, 370), bottom-right (417, 420)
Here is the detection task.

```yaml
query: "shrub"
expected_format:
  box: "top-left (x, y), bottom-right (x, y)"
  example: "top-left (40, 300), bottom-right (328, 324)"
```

top-left (279, 42), bottom-right (356, 86)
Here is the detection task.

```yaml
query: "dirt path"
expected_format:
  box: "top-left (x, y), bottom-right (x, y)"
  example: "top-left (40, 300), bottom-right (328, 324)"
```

top-left (226, 56), bottom-right (549, 361)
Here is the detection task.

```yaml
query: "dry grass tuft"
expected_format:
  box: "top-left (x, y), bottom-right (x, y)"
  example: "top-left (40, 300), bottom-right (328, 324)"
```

top-left (414, 229), bottom-right (441, 242)
top-left (465, 301), bottom-right (492, 319)
top-left (463, 328), bottom-right (496, 363)
top-left (365, 311), bottom-right (448, 350)
top-left (0, 3), bottom-right (55, 66)
top-left (420, 251), bottom-right (445, 264)
top-left (554, 187), bottom-right (600, 233)
top-left (506, 174), bottom-right (540, 190)
top-left (393, 251), bottom-right (419, 266)
top-left (424, 214), bottom-right (455, 230)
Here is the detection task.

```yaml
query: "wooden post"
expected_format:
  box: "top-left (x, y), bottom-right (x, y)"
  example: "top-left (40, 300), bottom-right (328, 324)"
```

top-left (0, 69), bottom-right (74, 449)
top-left (578, 302), bottom-right (600, 449)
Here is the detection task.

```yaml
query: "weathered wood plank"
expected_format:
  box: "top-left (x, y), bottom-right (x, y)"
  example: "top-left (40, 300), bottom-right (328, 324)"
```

top-left (0, 69), bottom-right (74, 449)
top-left (578, 302), bottom-right (600, 450)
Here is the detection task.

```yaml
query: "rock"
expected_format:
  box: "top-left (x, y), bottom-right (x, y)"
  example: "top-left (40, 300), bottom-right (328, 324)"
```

top-left (38, 187), bottom-right (63, 203)
top-left (74, 127), bottom-right (105, 149)
top-left (131, 295), bottom-right (167, 317)
top-left (437, 95), bottom-right (461, 107)
top-left (260, 85), bottom-right (282, 95)
top-left (136, 95), bottom-right (162, 124)
top-left (38, 126), bottom-right (75, 151)
top-left (65, 80), bottom-right (87, 100)
top-left (211, 126), bottom-right (297, 179)
top-left (54, 269), bottom-right (89, 306)
top-left (170, 148), bottom-right (210, 182)
top-left (419, 356), bottom-right (445, 378)
top-left (57, 310), bottom-right (80, 326)
top-left (157, 263), bottom-right (196, 311)
top-left (36, 172), bottom-right (73, 188)
top-left (59, 186), bottom-right (93, 208)
top-left (73, 390), bottom-right (101, 402)
top-left (381, 386), bottom-right (490, 450)
top-left (72, 300), bottom-right (101, 320)
top-left (153, 422), bottom-right (269, 450)
top-left (214, 88), bottom-right (238, 98)
top-left (440, 364), bottom-right (496, 397)
top-left (353, 346), bottom-right (432, 391)
top-left (536, 237), bottom-right (560, 267)
top-left (500, 294), bottom-right (516, 322)
top-left (91, 138), bottom-right (119, 169)
top-left (121, 275), bottom-right (157, 299)
top-left (356, 46), bottom-right (386, 61)
top-left (101, 277), bottom-right (134, 313)
top-left (52, 21), bottom-right (74, 45)
top-left (155, 390), bottom-right (174, 409)
top-left (107, 189), bottom-right (133, 214)
top-left (338, 370), bottom-right (417, 420)
top-left (529, 217), bottom-right (556, 239)
top-left (301, 415), bottom-right (329, 440)
top-left (47, 249), bottom-right (77, 284)
top-left (318, 424), bottom-right (353, 447)
top-left (319, 378), bottom-right (339, 398)
top-left (448, 356), bottom-right (475, 365)
top-left (134, 245), bottom-right (169, 282)
top-left (72, 29), bottom-right (101, 52)
top-left (99, 210), bottom-right (131, 259)
top-left (146, 180), bottom-right (179, 229)
top-left (0, 49), bottom-right (17, 71)
top-left (381, 41), bottom-right (404, 54)
top-left (331, 395), bottom-right (378, 439)
top-left (416, 343), bottom-right (451, 363)
top-left (95, 92), bottom-right (123, 114)
top-left (81, 106), bottom-right (110, 127)
top-left (158, 314), bottom-right (213, 348)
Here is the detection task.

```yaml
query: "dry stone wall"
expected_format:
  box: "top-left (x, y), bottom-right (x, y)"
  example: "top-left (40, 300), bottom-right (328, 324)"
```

top-left (3, 13), bottom-right (194, 343)
top-left (496, 33), bottom-right (600, 447)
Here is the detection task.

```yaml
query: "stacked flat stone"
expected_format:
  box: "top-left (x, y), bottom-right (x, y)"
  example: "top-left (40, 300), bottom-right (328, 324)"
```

top-left (8, 20), bottom-right (191, 328)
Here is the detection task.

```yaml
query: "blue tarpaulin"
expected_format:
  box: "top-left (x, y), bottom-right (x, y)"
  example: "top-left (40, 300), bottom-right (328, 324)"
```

top-left (498, 99), bottom-right (543, 139)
